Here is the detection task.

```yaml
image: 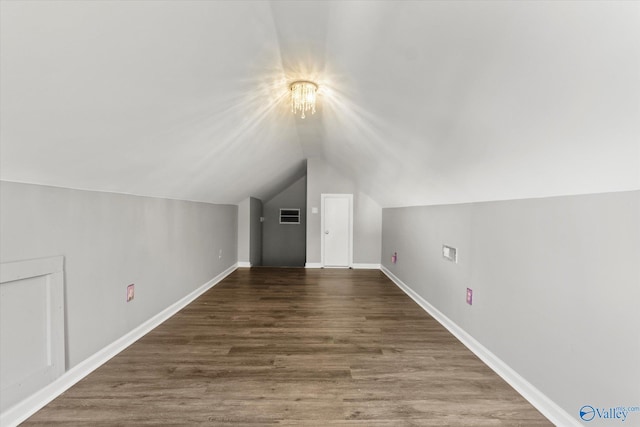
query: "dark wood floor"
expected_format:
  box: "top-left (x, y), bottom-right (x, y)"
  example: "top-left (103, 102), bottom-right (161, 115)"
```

top-left (25, 268), bottom-right (551, 426)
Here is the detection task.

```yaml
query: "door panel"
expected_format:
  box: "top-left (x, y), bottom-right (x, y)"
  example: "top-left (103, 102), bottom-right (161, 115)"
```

top-left (322, 195), bottom-right (352, 267)
top-left (0, 256), bottom-right (65, 413)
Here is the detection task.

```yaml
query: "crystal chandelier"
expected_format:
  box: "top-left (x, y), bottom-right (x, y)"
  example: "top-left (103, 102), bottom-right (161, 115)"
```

top-left (290, 81), bottom-right (318, 119)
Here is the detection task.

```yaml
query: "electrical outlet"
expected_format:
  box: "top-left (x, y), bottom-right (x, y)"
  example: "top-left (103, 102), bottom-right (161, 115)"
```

top-left (466, 288), bottom-right (473, 305)
top-left (219, 249), bottom-right (223, 260)
top-left (127, 284), bottom-right (135, 302)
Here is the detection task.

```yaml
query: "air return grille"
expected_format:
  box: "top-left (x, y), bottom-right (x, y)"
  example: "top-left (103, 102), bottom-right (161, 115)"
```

top-left (279, 209), bottom-right (300, 224)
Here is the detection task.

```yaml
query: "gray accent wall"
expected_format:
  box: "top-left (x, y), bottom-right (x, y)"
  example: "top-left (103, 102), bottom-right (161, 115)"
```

top-left (249, 197), bottom-right (263, 266)
top-left (306, 157), bottom-right (381, 265)
top-left (381, 190), bottom-right (640, 421)
top-left (237, 196), bottom-right (263, 266)
top-left (0, 181), bottom-right (238, 368)
top-left (237, 197), bottom-right (250, 264)
top-left (262, 176), bottom-right (306, 267)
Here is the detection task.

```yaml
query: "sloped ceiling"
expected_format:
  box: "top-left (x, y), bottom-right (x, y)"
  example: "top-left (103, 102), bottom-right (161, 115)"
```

top-left (1, 1), bottom-right (638, 207)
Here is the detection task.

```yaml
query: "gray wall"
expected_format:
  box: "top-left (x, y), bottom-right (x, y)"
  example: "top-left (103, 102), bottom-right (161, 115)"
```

top-left (0, 181), bottom-right (238, 368)
top-left (237, 197), bottom-right (250, 263)
top-left (262, 176), bottom-right (306, 267)
top-left (249, 197), bottom-right (262, 266)
top-left (381, 190), bottom-right (640, 421)
top-left (306, 157), bottom-right (381, 265)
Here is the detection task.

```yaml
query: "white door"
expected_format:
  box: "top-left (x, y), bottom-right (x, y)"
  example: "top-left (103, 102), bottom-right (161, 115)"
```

top-left (321, 194), bottom-right (353, 267)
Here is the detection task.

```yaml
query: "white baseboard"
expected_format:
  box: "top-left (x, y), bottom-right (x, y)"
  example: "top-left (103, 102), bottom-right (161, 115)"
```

top-left (351, 263), bottom-right (381, 269)
top-left (305, 263), bottom-right (323, 268)
top-left (237, 261), bottom-right (251, 268)
top-left (305, 263), bottom-right (382, 269)
top-left (2, 263), bottom-right (576, 427)
top-left (0, 263), bottom-right (238, 427)
top-left (380, 266), bottom-right (580, 427)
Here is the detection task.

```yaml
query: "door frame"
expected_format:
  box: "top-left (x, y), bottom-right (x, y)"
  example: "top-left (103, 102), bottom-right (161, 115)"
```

top-left (320, 193), bottom-right (353, 268)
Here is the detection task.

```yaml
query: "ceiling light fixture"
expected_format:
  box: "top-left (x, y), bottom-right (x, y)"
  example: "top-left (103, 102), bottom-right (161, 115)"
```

top-left (290, 80), bottom-right (317, 119)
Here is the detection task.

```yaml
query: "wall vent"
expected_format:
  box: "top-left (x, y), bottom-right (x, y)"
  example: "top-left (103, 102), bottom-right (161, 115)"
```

top-left (279, 208), bottom-right (300, 224)
top-left (442, 245), bottom-right (458, 263)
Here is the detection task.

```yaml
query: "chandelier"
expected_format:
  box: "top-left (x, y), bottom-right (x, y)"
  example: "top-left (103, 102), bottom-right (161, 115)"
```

top-left (290, 81), bottom-right (318, 119)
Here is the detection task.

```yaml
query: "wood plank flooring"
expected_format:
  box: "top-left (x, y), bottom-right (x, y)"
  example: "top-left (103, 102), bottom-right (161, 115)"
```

top-left (24, 268), bottom-right (552, 426)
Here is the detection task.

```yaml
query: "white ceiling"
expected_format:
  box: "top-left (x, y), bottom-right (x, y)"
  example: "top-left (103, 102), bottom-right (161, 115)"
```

top-left (1, 1), bottom-right (638, 206)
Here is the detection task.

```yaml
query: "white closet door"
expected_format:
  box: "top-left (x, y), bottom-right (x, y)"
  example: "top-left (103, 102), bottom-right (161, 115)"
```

top-left (322, 194), bottom-right (352, 267)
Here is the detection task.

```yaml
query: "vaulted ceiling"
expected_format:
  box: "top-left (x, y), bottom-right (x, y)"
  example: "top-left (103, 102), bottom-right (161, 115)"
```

top-left (1, 1), bottom-right (638, 207)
